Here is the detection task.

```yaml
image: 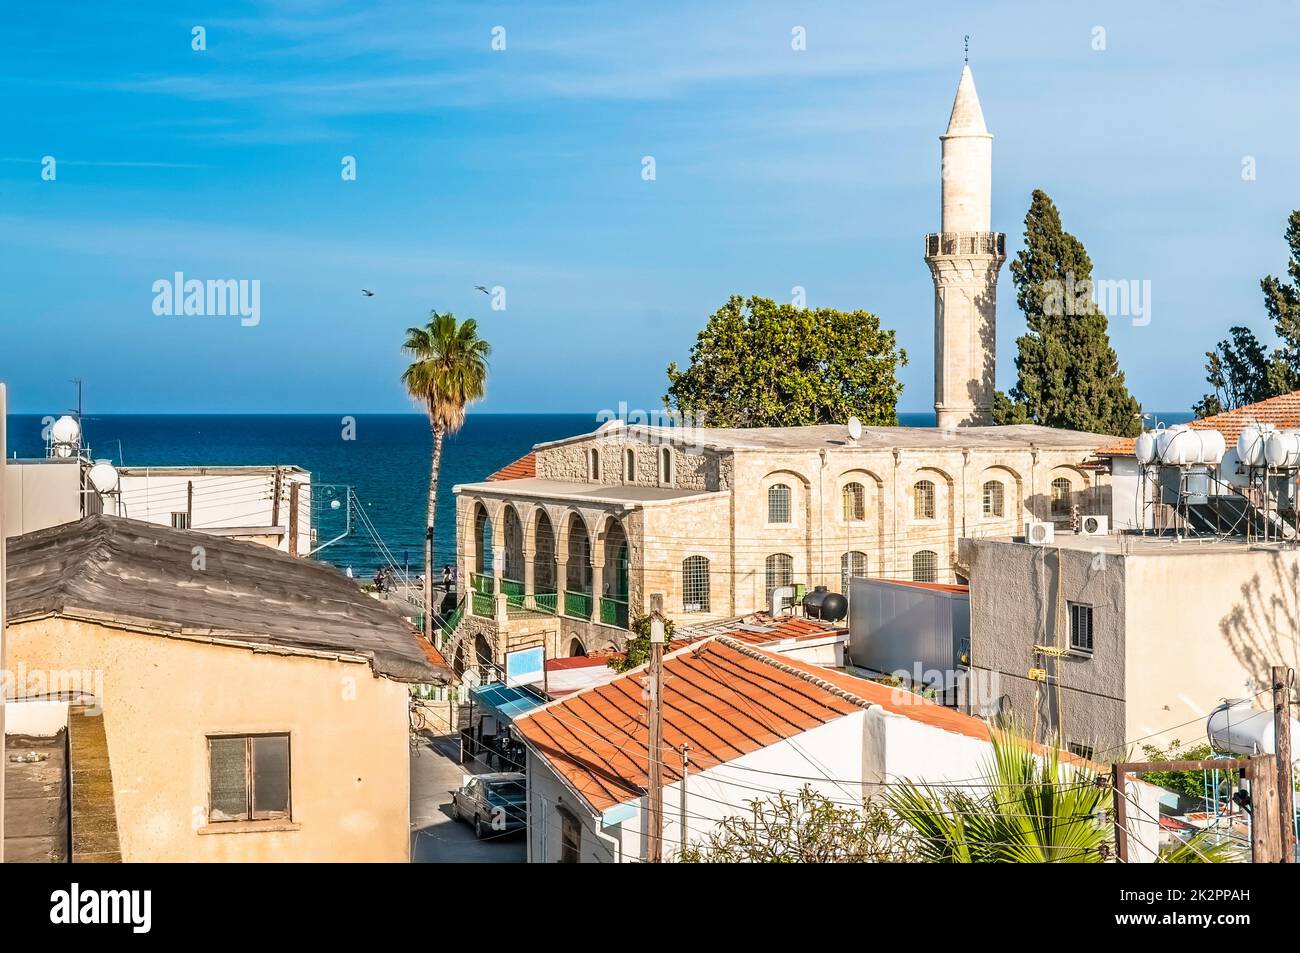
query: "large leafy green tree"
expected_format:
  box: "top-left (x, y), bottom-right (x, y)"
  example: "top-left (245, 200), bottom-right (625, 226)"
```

top-left (665, 295), bottom-right (906, 427)
top-left (402, 312), bottom-right (491, 641)
top-left (1192, 326), bottom-right (1271, 418)
top-left (993, 190), bottom-right (1141, 436)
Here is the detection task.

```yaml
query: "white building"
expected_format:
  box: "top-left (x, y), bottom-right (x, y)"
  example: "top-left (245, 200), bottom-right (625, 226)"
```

top-left (514, 634), bottom-right (1159, 862)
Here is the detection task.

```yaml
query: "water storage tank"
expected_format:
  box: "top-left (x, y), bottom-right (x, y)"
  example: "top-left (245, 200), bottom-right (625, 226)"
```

top-left (87, 460), bottom-right (119, 493)
top-left (803, 586), bottom-right (848, 623)
top-left (50, 414), bottom-right (81, 446)
top-left (1134, 430), bottom-right (1158, 465)
top-left (1237, 422), bottom-right (1275, 468)
top-left (1265, 429), bottom-right (1300, 468)
top-left (1207, 699), bottom-right (1300, 756)
top-left (1155, 426), bottom-right (1226, 466)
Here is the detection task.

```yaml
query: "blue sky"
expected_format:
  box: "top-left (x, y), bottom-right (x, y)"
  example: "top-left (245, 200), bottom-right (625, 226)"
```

top-left (3, 1), bottom-right (1300, 415)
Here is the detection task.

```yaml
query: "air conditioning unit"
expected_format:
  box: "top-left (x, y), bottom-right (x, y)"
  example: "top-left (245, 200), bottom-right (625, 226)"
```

top-left (1079, 514), bottom-right (1109, 537)
top-left (1025, 521), bottom-right (1055, 546)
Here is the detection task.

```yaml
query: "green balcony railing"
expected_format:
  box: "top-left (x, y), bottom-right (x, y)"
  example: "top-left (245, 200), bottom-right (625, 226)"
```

top-left (501, 578), bottom-right (526, 608)
top-left (599, 597), bottom-right (629, 629)
top-left (439, 600), bottom-right (465, 640)
top-left (531, 590), bottom-right (558, 615)
top-left (564, 591), bottom-right (592, 619)
top-left (471, 591), bottom-right (494, 618)
top-left (470, 573), bottom-right (495, 596)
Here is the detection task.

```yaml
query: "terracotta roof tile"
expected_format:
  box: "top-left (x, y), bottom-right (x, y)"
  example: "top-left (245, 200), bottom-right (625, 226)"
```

top-left (487, 452), bottom-right (536, 481)
top-left (515, 635), bottom-right (994, 813)
top-left (1097, 390), bottom-right (1300, 456)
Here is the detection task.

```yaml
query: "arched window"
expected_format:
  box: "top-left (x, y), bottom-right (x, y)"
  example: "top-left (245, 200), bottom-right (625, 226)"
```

top-left (660, 447), bottom-right (673, 485)
top-left (982, 480), bottom-right (1005, 518)
top-left (842, 482), bottom-right (865, 522)
top-left (588, 449), bottom-right (600, 481)
top-left (682, 555), bottom-right (710, 612)
top-left (568, 638), bottom-right (587, 658)
top-left (841, 551), bottom-right (867, 591)
top-left (912, 550), bottom-right (937, 583)
top-left (913, 480), bottom-right (935, 520)
top-left (765, 553), bottom-right (794, 592)
top-left (533, 511), bottom-right (556, 592)
top-left (474, 506), bottom-right (493, 575)
top-left (767, 483), bottom-right (792, 524)
top-left (566, 515), bottom-right (591, 593)
top-left (1051, 477), bottom-right (1073, 517)
top-left (624, 448), bottom-right (636, 483)
top-left (503, 507), bottom-right (524, 582)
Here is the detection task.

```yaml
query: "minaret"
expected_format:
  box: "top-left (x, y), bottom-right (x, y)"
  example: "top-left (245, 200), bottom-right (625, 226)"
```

top-left (925, 64), bottom-right (1005, 429)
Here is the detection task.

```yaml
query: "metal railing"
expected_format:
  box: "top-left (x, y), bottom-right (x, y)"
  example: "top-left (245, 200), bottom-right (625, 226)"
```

top-left (501, 578), bottom-right (526, 608)
top-left (530, 590), bottom-right (558, 615)
top-left (924, 231), bottom-right (1006, 258)
top-left (599, 596), bottom-right (629, 629)
top-left (564, 591), bottom-right (592, 619)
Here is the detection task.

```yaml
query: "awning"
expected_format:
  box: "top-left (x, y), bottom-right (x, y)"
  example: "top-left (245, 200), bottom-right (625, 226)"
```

top-left (471, 682), bottom-right (546, 725)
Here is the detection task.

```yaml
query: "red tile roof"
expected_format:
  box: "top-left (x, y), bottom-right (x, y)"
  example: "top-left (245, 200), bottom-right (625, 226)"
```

top-left (487, 452), bottom-right (536, 481)
top-left (514, 635), bottom-right (992, 813)
top-left (869, 578), bottom-right (970, 595)
top-left (1097, 390), bottom-right (1300, 456)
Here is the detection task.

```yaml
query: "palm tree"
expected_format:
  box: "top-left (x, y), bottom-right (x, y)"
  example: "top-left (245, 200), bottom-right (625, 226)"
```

top-left (401, 312), bottom-right (490, 641)
top-left (884, 727), bottom-right (1109, 862)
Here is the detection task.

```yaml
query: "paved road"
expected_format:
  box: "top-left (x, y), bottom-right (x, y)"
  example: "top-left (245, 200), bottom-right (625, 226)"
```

top-left (410, 735), bottom-right (527, 863)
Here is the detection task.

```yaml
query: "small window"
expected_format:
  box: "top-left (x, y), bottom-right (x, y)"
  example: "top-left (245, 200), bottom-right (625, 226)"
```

top-left (1067, 742), bottom-right (1095, 761)
top-left (1069, 603), bottom-right (1094, 654)
top-left (842, 482), bottom-right (865, 522)
top-left (1051, 477), bottom-right (1073, 517)
top-left (840, 551), bottom-right (867, 591)
top-left (559, 809), bottom-right (581, 863)
top-left (914, 480), bottom-right (935, 520)
top-left (588, 449), bottom-right (600, 481)
top-left (982, 481), bottom-right (1004, 518)
top-left (659, 447), bottom-right (673, 485)
top-left (767, 484), bottom-right (792, 524)
top-left (624, 448), bottom-right (636, 483)
top-left (765, 553), bottom-right (794, 593)
top-left (208, 733), bottom-right (291, 823)
top-left (912, 550), bottom-right (937, 583)
top-left (171, 511), bottom-right (191, 530)
top-left (682, 555), bottom-right (710, 612)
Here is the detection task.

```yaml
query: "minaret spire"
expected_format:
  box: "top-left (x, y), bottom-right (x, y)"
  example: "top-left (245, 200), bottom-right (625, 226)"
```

top-left (964, 34), bottom-right (969, 64)
top-left (924, 64), bottom-right (1006, 429)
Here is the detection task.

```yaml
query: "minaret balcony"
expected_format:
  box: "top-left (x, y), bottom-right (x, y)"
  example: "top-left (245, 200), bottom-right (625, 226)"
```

top-left (924, 231), bottom-right (1005, 258)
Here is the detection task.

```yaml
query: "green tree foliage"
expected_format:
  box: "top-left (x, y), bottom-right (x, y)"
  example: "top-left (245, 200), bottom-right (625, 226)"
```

top-left (885, 727), bottom-right (1109, 863)
top-left (665, 295), bottom-right (906, 427)
top-left (1192, 327), bottom-right (1271, 418)
top-left (993, 190), bottom-right (1141, 436)
top-left (677, 786), bottom-right (919, 863)
top-left (1194, 211), bottom-right (1300, 415)
top-left (1138, 739), bottom-right (1239, 802)
top-left (607, 613), bottom-right (675, 673)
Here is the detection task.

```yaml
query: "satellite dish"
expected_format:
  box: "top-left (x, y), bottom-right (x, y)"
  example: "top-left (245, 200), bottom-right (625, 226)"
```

top-left (847, 417), bottom-right (863, 441)
top-left (88, 460), bottom-right (119, 493)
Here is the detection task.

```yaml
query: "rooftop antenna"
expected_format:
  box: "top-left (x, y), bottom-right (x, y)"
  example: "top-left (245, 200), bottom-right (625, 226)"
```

top-left (964, 35), bottom-right (969, 64)
top-left (70, 377), bottom-right (82, 421)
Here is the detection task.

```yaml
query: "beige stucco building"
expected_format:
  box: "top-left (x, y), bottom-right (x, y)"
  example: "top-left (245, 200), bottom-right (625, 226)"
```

top-left (450, 420), bottom-right (1111, 669)
top-left (4, 515), bottom-right (447, 862)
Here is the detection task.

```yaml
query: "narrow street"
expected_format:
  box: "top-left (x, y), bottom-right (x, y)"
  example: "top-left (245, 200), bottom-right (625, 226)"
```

top-left (410, 734), bottom-right (527, 863)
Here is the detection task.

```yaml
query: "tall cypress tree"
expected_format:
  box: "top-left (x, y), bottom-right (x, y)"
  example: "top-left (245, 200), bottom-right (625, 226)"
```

top-left (993, 190), bottom-right (1141, 436)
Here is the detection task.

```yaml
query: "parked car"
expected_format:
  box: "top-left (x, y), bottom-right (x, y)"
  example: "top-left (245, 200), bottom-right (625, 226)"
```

top-left (451, 772), bottom-right (527, 839)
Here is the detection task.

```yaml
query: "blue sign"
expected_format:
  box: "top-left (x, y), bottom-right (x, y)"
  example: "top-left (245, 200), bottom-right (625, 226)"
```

top-left (505, 645), bottom-right (545, 687)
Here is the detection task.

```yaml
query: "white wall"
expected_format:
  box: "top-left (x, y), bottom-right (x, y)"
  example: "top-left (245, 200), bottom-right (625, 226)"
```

top-left (114, 469), bottom-right (311, 554)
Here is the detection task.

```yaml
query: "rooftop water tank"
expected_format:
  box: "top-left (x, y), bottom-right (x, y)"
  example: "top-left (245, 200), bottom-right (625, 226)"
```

top-left (1207, 699), bottom-right (1300, 756)
top-left (1265, 429), bottom-right (1300, 468)
top-left (1237, 422), bottom-right (1276, 468)
top-left (803, 586), bottom-right (848, 623)
top-left (50, 414), bottom-right (81, 446)
top-left (87, 460), bottom-right (119, 493)
top-left (1156, 426), bottom-right (1225, 466)
top-left (1134, 430), bottom-right (1158, 465)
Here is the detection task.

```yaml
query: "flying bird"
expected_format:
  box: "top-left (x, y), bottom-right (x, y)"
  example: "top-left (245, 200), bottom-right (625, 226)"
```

top-left (361, 289), bottom-right (375, 297)
top-left (475, 285), bottom-right (490, 295)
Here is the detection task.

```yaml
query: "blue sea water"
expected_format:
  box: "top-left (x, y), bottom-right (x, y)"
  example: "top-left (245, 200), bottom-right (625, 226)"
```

top-left (5, 410), bottom-right (1193, 575)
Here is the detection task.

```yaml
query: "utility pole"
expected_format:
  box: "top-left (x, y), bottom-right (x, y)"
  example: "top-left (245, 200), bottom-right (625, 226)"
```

top-left (1274, 665), bottom-right (1295, 862)
top-left (646, 592), bottom-right (666, 863)
top-left (679, 742), bottom-right (690, 850)
top-left (270, 466), bottom-right (282, 528)
top-left (287, 481), bottom-right (301, 557)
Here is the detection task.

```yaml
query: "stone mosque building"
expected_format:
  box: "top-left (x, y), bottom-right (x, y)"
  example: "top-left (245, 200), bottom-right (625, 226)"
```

top-left (450, 66), bottom-right (1113, 666)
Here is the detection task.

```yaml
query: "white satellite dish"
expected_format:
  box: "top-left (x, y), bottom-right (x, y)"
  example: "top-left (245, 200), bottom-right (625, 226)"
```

top-left (846, 416), bottom-right (863, 442)
top-left (88, 460), bottom-right (119, 493)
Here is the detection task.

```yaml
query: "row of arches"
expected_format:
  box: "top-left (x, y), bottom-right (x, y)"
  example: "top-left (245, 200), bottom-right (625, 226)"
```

top-left (471, 502), bottom-right (629, 600)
